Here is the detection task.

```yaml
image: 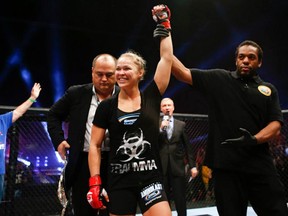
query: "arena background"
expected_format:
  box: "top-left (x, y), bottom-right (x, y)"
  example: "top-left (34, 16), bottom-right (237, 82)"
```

top-left (1, 0), bottom-right (288, 215)
top-left (0, 0), bottom-right (288, 113)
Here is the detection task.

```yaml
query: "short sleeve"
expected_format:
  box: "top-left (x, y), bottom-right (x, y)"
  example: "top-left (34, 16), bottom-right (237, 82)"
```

top-left (92, 98), bottom-right (112, 129)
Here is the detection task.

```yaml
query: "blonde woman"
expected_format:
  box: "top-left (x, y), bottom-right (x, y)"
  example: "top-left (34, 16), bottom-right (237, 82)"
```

top-left (87, 4), bottom-right (173, 216)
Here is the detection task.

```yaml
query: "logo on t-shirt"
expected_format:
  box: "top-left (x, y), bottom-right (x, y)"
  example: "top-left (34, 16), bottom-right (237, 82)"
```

top-left (110, 128), bottom-right (158, 174)
top-left (116, 128), bottom-right (151, 162)
top-left (258, 85), bottom-right (271, 96)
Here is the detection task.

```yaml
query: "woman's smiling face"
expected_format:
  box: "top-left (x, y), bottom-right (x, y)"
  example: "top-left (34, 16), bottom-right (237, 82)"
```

top-left (116, 55), bottom-right (143, 88)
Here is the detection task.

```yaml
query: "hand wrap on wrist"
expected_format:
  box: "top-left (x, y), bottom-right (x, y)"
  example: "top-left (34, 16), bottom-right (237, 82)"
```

top-left (153, 24), bottom-right (170, 38)
top-left (87, 175), bottom-right (104, 209)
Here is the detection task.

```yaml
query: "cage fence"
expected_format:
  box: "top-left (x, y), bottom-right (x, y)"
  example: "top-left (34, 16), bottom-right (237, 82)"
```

top-left (0, 107), bottom-right (287, 215)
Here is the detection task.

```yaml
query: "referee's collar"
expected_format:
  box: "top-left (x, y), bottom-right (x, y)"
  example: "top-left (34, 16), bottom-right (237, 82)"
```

top-left (231, 71), bottom-right (262, 84)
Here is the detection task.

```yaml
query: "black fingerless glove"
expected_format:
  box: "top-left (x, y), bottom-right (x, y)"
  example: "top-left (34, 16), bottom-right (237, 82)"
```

top-left (221, 128), bottom-right (257, 147)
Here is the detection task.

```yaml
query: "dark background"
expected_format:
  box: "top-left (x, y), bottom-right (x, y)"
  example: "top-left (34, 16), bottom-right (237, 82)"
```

top-left (1, 0), bottom-right (288, 114)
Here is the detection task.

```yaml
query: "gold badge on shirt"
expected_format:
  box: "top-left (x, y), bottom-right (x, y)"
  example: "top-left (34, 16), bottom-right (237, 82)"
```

top-left (258, 85), bottom-right (271, 96)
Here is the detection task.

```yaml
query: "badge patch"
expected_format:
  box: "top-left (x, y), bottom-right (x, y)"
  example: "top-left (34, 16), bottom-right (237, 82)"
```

top-left (258, 85), bottom-right (271, 96)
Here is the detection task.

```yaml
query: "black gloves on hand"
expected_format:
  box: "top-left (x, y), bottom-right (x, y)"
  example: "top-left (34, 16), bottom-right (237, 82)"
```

top-left (221, 128), bottom-right (257, 147)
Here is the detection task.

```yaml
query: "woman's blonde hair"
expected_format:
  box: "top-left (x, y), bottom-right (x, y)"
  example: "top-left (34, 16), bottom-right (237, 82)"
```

top-left (118, 50), bottom-right (146, 80)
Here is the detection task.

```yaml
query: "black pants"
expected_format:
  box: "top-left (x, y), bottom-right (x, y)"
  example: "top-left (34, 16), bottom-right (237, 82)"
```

top-left (72, 152), bottom-right (109, 216)
top-left (163, 171), bottom-right (187, 216)
top-left (213, 169), bottom-right (288, 216)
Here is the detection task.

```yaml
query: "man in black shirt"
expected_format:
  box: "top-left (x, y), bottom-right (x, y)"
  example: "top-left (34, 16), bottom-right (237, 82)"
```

top-left (171, 40), bottom-right (288, 216)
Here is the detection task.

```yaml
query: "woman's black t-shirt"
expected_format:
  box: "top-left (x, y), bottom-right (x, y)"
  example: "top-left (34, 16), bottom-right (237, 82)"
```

top-left (93, 80), bottom-right (163, 190)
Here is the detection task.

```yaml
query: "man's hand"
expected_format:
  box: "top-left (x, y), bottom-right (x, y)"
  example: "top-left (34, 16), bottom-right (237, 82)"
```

top-left (87, 175), bottom-right (108, 209)
top-left (57, 141), bottom-right (70, 160)
top-left (160, 117), bottom-right (170, 131)
top-left (221, 128), bottom-right (257, 147)
top-left (191, 167), bottom-right (198, 179)
top-left (30, 83), bottom-right (42, 100)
